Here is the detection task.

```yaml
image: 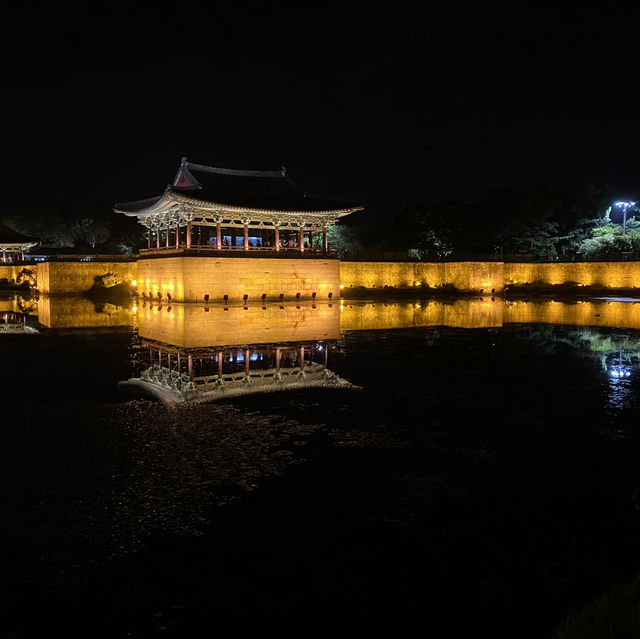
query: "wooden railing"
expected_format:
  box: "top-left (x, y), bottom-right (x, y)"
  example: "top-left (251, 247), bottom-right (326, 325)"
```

top-left (139, 246), bottom-right (338, 258)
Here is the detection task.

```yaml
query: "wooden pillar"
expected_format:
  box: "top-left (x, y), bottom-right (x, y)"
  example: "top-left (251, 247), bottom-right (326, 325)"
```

top-left (188, 354), bottom-right (193, 381)
top-left (218, 351), bottom-right (223, 379)
top-left (156, 229), bottom-right (161, 249)
top-left (166, 228), bottom-right (170, 248)
top-left (148, 229), bottom-right (152, 249)
top-left (299, 226), bottom-right (304, 253)
top-left (243, 224), bottom-right (249, 250)
top-left (299, 346), bottom-right (305, 370)
top-left (216, 222), bottom-right (222, 249)
top-left (186, 221), bottom-right (192, 248)
top-left (245, 349), bottom-right (250, 376)
top-left (175, 227), bottom-right (179, 249)
top-left (275, 225), bottom-right (280, 251)
top-left (323, 346), bottom-right (328, 368)
top-left (275, 347), bottom-right (281, 372)
top-left (1, 251), bottom-right (5, 263)
top-left (322, 227), bottom-right (328, 253)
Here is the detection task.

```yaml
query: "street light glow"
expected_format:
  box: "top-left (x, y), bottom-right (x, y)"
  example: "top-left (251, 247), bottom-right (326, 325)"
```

top-left (614, 201), bottom-right (637, 235)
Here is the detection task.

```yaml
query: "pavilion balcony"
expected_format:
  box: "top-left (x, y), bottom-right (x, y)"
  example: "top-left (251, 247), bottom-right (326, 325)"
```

top-left (138, 245), bottom-right (338, 259)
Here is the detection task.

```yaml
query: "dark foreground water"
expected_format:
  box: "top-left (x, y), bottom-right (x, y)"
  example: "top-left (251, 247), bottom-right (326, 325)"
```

top-left (3, 295), bottom-right (640, 637)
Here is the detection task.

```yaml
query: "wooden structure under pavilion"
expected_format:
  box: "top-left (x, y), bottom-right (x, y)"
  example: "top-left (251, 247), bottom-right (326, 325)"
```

top-left (114, 158), bottom-right (363, 256)
top-left (0, 223), bottom-right (38, 262)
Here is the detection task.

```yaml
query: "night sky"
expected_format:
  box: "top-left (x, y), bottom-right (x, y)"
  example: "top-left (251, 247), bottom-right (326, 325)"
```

top-left (3, 6), bottom-right (640, 225)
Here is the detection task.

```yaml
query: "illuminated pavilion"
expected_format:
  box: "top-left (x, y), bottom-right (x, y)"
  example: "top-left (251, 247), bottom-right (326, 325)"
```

top-left (114, 158), bottom-right (363, 255)
top-left (0, 223), bottom-right (38, 262)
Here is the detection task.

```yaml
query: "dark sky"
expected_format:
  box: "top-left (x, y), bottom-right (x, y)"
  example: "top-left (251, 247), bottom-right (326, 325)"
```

top-left (2, 5), bottom-right (640, 225)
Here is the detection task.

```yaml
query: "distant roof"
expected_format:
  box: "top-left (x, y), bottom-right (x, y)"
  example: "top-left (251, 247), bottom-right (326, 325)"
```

top-left (0, 222), bottom-right (39, 245)
top-left (115, 158), bottom-right (363, 215)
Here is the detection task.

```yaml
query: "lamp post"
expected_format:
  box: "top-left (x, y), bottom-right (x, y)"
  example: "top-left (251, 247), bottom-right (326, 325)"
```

top-left (615, 201), bottom-right (637, 236)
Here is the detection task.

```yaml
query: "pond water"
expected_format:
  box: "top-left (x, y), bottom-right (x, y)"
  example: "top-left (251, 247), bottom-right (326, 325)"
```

top-left (3, 294), bottom-right (640, 637)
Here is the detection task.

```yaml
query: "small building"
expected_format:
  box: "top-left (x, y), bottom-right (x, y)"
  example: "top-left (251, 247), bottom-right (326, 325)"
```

top-left (114, 158), bottom-right (363, 254)
top-left (0, 223), bottom-right (39, 262)
top-left (114, 159), bottom-right (364, 302)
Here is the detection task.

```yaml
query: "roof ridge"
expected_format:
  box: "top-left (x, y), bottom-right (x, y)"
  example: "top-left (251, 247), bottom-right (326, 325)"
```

top-left (185, 161), bottom-right (285, 179)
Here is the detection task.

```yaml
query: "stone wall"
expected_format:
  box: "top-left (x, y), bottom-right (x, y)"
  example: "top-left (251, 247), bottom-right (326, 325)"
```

top-left (36, 261), bottom-right (137, 295)
top-left (0, 264), bottom-right (20, 282)
top-left (504, 261), bottom-right (640, 289)
top-left (137, 256), bottom-right (340, 303)
top-left (3, 258), bottom-right (640, 299)
top-left (339, 261), bottom-right (504, 293)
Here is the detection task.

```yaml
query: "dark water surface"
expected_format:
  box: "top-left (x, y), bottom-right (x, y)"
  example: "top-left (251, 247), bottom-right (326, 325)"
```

top-left (3, 295), bottom-right (640, 636)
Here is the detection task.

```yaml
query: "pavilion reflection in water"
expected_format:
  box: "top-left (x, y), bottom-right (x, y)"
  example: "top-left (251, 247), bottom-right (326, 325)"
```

top-left (0, 296), bottom-right (39, 334)
top-left (122, 300), bottom-right (356, 403)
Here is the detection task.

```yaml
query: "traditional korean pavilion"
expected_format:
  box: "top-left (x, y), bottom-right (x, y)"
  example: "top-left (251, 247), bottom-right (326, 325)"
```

top-left (114, 158), bottom-right (363, 254)
top-left (0, 223), bottom-right (38, 262)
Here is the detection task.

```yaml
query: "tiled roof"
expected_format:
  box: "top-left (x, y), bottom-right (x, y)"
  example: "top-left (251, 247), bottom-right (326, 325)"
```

top-left (173, 161), bottom-right (360, 212)
top-left (113, 195), bottom-right (164, 214)
top-left (115, 159), bottom-right (363, 215)
top-left (0, 222), bottom-right (39, 244)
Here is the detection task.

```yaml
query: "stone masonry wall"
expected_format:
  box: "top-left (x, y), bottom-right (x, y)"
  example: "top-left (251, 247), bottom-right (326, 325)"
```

top-left (3, 258), bottom-right (640, 299)
top-left (339, 261), bottom-right (504, 293)
top-left (137, 256), bottom-right (341, 303)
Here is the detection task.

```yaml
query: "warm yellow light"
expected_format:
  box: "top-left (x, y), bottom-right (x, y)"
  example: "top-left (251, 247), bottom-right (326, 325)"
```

top-left (131, 280), bottom-right (137, 286)
top-left (339, 284), bottom-right (344, 289)
top-left (132, 305), bottom-right (138, 313)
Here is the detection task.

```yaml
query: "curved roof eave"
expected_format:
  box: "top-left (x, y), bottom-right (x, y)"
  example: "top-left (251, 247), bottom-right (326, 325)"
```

top-left (172, 192), bottom-right (364, 218)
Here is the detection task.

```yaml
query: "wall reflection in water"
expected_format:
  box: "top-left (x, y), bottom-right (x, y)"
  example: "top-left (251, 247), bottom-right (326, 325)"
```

top-left (6, 294), bottom-right (640, 333)
top-left (5, 293), bottom-right (640, 405)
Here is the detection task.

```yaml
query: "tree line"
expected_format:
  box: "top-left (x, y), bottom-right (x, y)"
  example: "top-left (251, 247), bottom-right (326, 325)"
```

top-left (333, 185), bottom-right (640, 260)
top-left (3, 184), bottom-right (638, 260)
top-left (1, 209), bottom-right (145, 255)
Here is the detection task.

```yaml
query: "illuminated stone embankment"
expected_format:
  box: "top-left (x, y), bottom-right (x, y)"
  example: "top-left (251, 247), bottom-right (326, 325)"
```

top-left (0, 261), bottom-right (136, 295)
top-left (136, 256), bottom-right (340, 303)
top-left (2, 258), bottom-right (640, 299)
top-left (503, 261), bottom-right (640, 289)
top-left (339, 261), bottom-right (504, 293)
top-left (340, 260), bottom-right (640, 294)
